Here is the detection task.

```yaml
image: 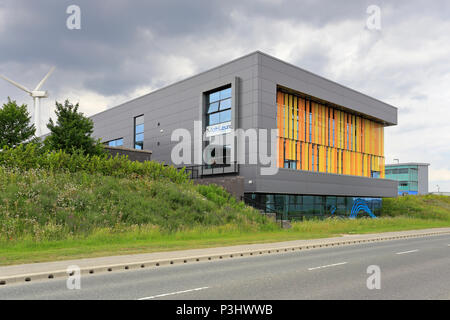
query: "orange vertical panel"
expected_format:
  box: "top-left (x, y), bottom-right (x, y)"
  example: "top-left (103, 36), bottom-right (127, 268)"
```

top-left (293, 96), bottom-right (298, 141)
top-left (333, 109), bottom-right (337, 148)
top-left (299, 98), bottom-right (304, 141)
top-left (322, 106), bottom-right (326, 146)
top-left (318, 104), bottom-right (321, 145)
top-left (325, 107), bottom-right (329, 147)
top-left (311, 103), bottom-right (314, 144)
top-left (305, 101), bottom-right (310, 143)
top-left (308, 143), bottom-right (312, 171)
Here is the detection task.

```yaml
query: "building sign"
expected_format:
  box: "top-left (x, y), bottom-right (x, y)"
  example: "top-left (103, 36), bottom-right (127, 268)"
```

top-left (205, 121), bottom-right (232, 137)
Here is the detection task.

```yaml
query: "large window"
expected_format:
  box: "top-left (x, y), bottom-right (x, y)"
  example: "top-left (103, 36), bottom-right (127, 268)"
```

top-left (206, 87), bottom-right (232, 126)
top-left (134, 115), bottom-right (144, 150)
top-left (106, 138), bottom-right (123, 147)
top-left (245, 193), bottom-right (382, 219)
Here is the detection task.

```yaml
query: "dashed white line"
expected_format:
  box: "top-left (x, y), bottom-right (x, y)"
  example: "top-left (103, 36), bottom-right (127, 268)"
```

top-left (396, 249), bottom-right (419, 255)
top-left (138, 287), bottom-right (209, 300)
top-left (307, 262), bottom-right (348, 271)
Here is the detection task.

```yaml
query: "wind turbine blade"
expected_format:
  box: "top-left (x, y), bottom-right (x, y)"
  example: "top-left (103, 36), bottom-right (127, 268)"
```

top-left (0, 74), bottom-right (32, 94)
top-left (34, 66), bottom-right (55, 91)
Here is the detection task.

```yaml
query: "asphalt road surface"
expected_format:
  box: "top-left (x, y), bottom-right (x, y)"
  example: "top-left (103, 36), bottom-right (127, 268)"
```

top-left (1, 234), bottom-right (449, 300)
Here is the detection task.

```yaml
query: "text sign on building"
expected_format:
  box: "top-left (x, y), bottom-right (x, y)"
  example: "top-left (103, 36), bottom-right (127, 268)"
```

top-left (205, 121), bottom-right (232, 137)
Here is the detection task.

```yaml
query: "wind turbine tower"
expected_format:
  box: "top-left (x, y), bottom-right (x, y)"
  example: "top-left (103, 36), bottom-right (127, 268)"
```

top-left (0, 67), bottom-right (55, 137)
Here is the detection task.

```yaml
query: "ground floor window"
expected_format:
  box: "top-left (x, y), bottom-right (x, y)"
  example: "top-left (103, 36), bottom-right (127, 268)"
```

top-left (245, 193), bottom-right (382, 220)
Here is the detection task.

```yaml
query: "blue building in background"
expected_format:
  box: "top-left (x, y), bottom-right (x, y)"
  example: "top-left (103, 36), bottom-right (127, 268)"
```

top-left (385, 163), bottom-right (429, 195)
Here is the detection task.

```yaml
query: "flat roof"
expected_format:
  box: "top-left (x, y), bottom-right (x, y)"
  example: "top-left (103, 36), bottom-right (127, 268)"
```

top-left (386, 163), bottom-right (430, 167)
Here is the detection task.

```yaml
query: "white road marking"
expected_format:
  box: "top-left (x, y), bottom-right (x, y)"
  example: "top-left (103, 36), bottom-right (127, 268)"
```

top-left (396, 249), bottom-right (419, 255)
top-left (308, 262), bottom-right (348, 271)
top-left (138, 287), bottom-right (209, 300)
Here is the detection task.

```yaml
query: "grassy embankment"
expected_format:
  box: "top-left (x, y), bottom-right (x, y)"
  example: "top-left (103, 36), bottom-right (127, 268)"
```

top-left (0, 145), bottom-right (449, 266)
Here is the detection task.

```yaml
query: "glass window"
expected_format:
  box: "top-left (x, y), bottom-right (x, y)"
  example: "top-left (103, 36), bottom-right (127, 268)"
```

top-left (209, 91), bottom-right (220, 103)
top-left (206, 86), bottom-right (232, 127)
top-left (219, 98), bottom-right (231, 110)
top-left (220, 88), bottom-right (232, 100)
top-left (135, 124), bottom-right (144, 134)
top-left (107, 138), bottom-right (123, 147)
top-left (134, 115), bottom-right (144, 150)
top-left (209, 113), bottom-right (220, 126)
top-left (208, 102), bottom-right (219, 113)
top-left (135, 133), bottom-right (144, 142)
top-left (219, 109), bottom-right (232, 123)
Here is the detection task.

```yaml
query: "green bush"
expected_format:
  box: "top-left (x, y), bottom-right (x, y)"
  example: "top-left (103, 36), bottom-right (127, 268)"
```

top-left (382, 195), bottom-right (450, 221)
top-left (0, 143), bottom-right (189, 184)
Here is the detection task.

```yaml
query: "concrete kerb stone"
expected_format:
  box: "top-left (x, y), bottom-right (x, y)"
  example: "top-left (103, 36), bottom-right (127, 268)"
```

top-left (1, 229), bottom-right (450, 286)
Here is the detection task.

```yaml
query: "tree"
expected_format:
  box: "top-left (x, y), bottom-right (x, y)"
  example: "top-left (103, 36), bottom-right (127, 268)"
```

top-left (45, 99), bottom-right (104, 155)
top-left (0, 98), bottom-right (36, 148)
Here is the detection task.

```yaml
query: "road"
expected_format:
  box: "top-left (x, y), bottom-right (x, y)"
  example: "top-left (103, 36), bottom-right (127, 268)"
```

top-left (0, 234), bottom-right (449, 300)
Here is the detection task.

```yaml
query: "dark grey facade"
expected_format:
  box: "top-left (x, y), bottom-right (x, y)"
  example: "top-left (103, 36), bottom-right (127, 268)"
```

top-left (91, 51), bottom-right (398, 216)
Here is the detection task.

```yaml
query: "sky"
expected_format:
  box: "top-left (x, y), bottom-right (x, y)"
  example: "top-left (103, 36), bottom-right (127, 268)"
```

top-left (0, 0), bottom-right (449, 191)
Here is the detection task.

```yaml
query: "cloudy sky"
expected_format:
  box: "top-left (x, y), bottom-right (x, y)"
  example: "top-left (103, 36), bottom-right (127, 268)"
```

top-left (0, 0), bottom-right (449, 191)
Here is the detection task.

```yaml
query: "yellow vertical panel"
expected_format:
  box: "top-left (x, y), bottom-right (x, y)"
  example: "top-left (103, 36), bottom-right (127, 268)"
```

top-left (288, 95), bottom-right (292, 140)
top-left (287, 139), bottom-right (291, 160)
top-left (322, 105), bottom-right (326, 146)
top-left (319, 146), bottom-right (323, 172)
top-left (340, 111), bottom-right (344, 149)
top-left (344, 150), bottom-right (350, 174)
top-left (350, 152), bottom-right (354, 175)
top-left (297, 141), bottom-right (301, 170)
top-left (313, 103), bottom-right (317, 144)
top-left (306, 101), bottom-right (310, 143)
top-left (311, 102), bottom-right (316, 143)
top-left (347, 151), bottom-right (351, 175)
top-left (303, 142), bottom-right (307, 170)
top-left (339, 150), bottom-right (342, 174)
top-left (294, 96), bottom-right (298, 141)
top-left (344, 151), bottom-right (348, 175)
top-left (357, 116), bottom-right (361, 152)
top-left (318, 104), bottom-right (322, 145)
top-left (331, 148), bottom-right (334, 173)
top-left (316, 104), bottom-right (319, 144)
top-left (352, 115), bottom-right (356, 151)
top-left (278, 138), bottom-right (282, 168)
top-left (277, 92), bottom-right (283, 138)
top-left (323, 107), bottom-right (326, 147)
top-left (326, 107), bottom-right (329, 147)
top-left (284, 94), bottom-right (289, 138)
top-left (336, 111), bottom-right (340, 149)
top-left (308, 143), bottom-right (312, 171)
top-left (302, 142), bottom-right (307, 170)
top-left (299, 99), bottom-right (305, 142)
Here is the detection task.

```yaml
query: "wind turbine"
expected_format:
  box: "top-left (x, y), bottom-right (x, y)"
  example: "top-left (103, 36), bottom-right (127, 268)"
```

top-left (0, 67), bottom-right (55, 137)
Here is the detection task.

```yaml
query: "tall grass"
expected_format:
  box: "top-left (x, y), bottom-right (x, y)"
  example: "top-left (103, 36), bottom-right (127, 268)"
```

top-left (0, 167), bottom-right (274, 242)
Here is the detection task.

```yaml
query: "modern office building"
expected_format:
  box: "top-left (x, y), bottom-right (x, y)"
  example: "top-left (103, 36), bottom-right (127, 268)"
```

top-left (385, 163), bottom-right (429, 195)
top-left (91, 51), bottom-right (398, 219)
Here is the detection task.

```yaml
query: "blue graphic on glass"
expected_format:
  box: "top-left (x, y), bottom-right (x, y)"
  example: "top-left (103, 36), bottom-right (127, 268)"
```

top-left (330, 206), bottom-right (337, 215)
top-left (350, 198), bottom-right (377, 219)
